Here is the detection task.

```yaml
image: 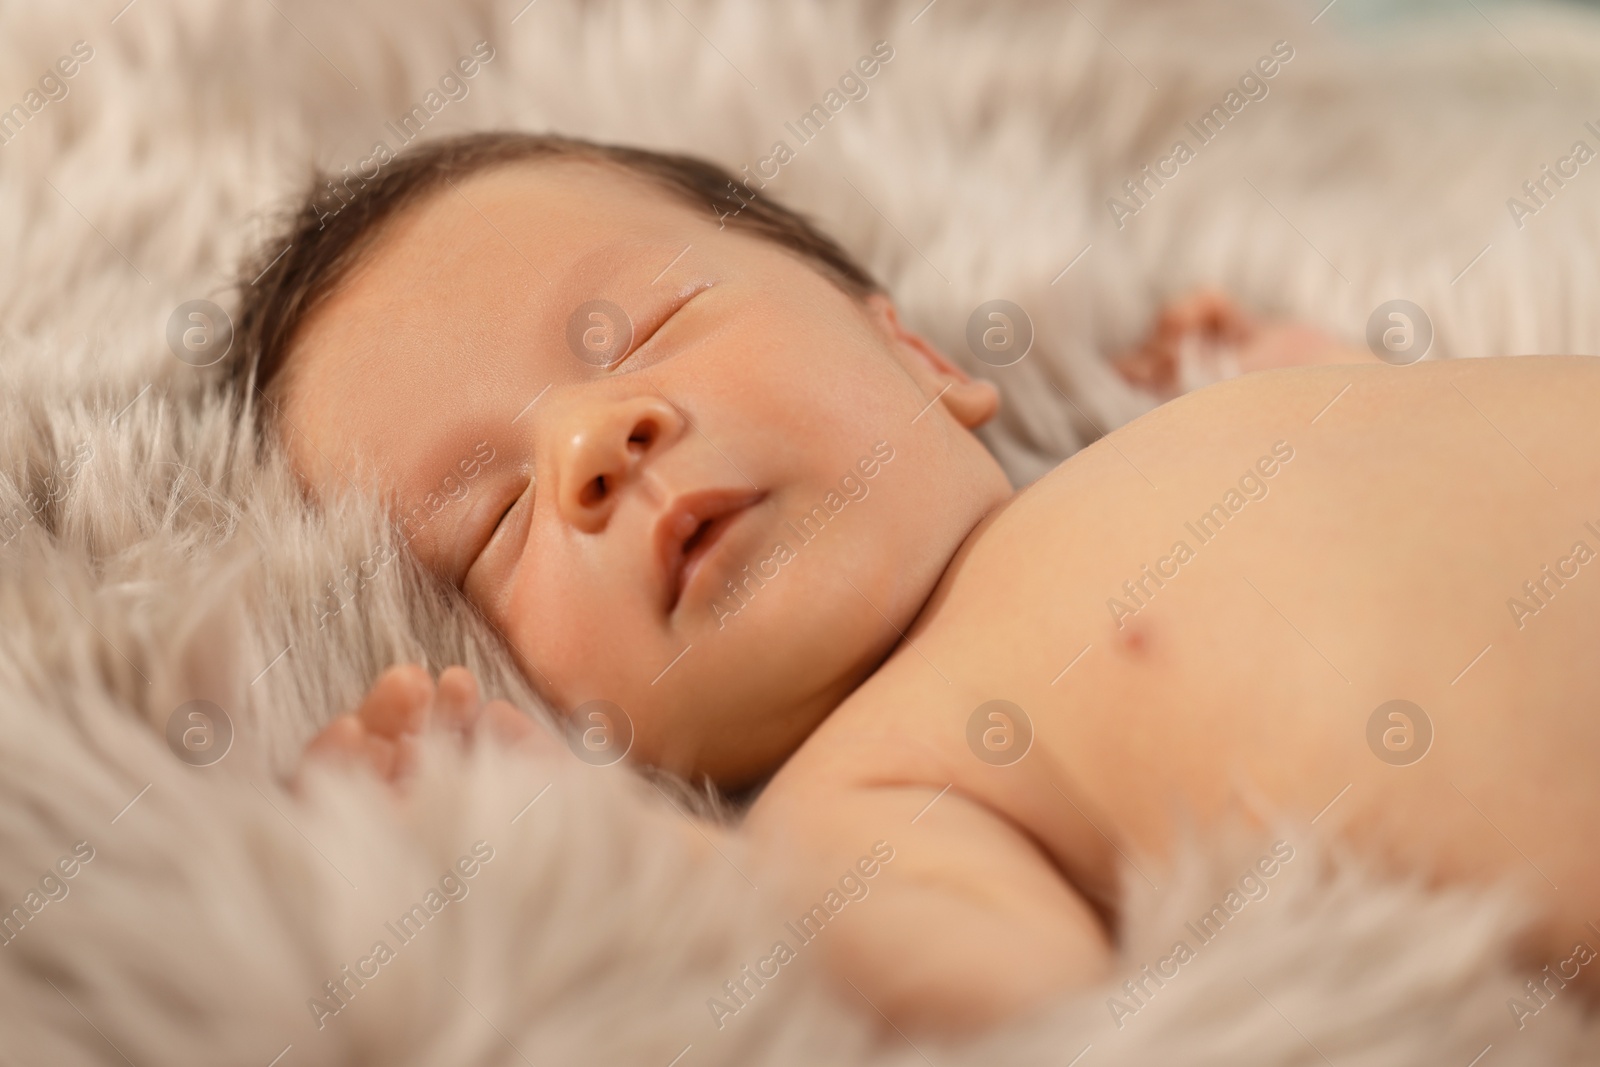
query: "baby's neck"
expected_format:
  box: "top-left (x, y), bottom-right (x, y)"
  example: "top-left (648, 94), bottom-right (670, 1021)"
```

top-left (733, 486), bottom-right (1021, 794)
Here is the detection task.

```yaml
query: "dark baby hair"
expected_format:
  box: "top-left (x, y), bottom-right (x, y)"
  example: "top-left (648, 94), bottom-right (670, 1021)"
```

top-left (227, 131), bottom-right (882, 440)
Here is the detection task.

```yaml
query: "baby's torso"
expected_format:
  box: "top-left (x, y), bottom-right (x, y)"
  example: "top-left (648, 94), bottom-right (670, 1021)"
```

top-left (789, 355), bottom-right (1600, 953)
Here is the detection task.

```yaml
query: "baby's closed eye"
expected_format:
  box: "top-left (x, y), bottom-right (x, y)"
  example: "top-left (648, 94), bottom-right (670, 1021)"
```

top-left (467, 476), bottom-right (534, 582)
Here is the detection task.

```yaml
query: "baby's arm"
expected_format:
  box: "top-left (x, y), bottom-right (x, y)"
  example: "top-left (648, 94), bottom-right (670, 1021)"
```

top-left (745, 774), bottom-right (1109, 1036)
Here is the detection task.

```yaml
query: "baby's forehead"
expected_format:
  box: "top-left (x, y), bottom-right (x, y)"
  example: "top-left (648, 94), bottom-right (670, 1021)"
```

top-left (401, 159), bottom-right (710, 259)
top-left (299, 166), bottom-right (714, 352)
top-left (301, 164), bottom-right (738, 360)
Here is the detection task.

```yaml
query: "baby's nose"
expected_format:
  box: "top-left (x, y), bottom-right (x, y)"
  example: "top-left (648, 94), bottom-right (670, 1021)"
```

top-left (554, 393), bottom-right (683, 532)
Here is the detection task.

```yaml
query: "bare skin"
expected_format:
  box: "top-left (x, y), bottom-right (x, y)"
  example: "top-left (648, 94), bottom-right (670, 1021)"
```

top-left (303, 664), bottom-right (552, 787)
top-left (283, 160), bottom-right (1600, 1037)
top-left (747, 353), bottom-right (1600, 1032)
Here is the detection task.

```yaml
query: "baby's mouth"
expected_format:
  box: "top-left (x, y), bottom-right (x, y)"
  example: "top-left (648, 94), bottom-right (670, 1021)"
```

top-left (655, 488), bottom-right (767, 615)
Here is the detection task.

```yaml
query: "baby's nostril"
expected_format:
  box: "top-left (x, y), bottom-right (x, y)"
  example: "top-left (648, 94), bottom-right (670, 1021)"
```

top-left (628, 419), bottom-right (656, 452)
top-left (580, 474), bottom-right (608, 507)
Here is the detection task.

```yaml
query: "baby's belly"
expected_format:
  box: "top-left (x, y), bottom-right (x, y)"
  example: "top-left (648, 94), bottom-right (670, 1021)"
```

top-left (870, 357), bottom-right (1600, 958)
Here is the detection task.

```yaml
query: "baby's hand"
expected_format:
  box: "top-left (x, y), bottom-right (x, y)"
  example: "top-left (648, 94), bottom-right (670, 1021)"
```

top-left (302, 664), bottom-right (548, 787)
top-left (1114, 287), bottom-right (1360, 400)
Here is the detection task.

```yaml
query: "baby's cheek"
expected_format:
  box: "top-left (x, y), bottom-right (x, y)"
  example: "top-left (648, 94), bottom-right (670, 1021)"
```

top-left (505, 566), bottom-right (638, 703)
top-left (496, 573), bottom-right (575, 695)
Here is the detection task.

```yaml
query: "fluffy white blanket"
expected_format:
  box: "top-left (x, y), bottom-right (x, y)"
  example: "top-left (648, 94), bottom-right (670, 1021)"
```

top-left (3, 0), bottom-right (1599, 1062)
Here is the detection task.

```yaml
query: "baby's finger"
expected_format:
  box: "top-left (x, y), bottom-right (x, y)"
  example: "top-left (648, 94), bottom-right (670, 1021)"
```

top-left (304, 714), bottom-right (366, 765)
top-left (390, 733), bottom-right (422, 782)
top-left (480, 699), bottom-right (561, 756)
top-left (358, 664), bottom-right (435, 739)
top-left (435, 665), bottom-right (482, 734)
top-left (1114, 345), bottom-right (1174, 388)
top-left (360, 731), bottom-right (398, 780)
top-left (1159, 288), bottom-right (1250, 342)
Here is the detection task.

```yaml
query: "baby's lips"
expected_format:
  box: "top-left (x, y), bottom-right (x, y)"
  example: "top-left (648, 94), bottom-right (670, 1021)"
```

top-left (654, 486), bottom-right (768, 614)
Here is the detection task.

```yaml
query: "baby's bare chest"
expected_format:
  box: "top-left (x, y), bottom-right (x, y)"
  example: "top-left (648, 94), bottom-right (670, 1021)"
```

top-left (830, 358), bottom-right (1600, 909)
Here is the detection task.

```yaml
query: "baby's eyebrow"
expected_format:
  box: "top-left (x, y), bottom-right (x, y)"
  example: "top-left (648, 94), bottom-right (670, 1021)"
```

top-left (566, 238), bottom-right (687, 288)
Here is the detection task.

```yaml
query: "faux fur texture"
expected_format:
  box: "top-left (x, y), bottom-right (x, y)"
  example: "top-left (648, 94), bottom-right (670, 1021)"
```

top-left (3, 0), bottom-right (1600, 1063)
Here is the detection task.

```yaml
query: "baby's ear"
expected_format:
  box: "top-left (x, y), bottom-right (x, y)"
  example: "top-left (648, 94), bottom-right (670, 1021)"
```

top-left (864, 293), bottom-right (999, 429)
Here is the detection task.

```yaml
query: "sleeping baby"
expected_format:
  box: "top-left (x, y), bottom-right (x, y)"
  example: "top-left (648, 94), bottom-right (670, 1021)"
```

top-left (233, 132), bottom-right (1600, 1036)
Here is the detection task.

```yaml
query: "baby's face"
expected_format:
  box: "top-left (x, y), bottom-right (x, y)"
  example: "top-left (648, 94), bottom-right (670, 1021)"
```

top-left (283, 161), bottom-right (1008, 786)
